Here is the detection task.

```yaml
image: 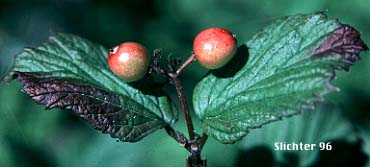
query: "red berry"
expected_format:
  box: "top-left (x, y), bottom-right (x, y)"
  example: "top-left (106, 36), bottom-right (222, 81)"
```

top-left (193, 27), bottom-right (237, 69)
top-left (108, 42), bottom-right (150, 82)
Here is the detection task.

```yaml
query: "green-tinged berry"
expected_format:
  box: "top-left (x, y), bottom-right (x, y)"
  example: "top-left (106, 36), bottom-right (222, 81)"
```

top-left (193, 27), bottom-right (237, 69)
top-left (108, 42), bottom-right (150, 82)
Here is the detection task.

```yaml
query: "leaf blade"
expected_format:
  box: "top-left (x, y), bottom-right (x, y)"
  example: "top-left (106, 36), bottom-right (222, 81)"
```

top-left (4, 33), bottom-right (177, 142)
top-left (193, 13), bottom-right (368, 143)
top-left (16, 72), bottom-right (166, 142)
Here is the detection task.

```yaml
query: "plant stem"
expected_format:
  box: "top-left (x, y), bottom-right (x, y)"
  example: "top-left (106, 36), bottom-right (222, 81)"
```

top-left (168, 53), bottom-right (197, 140)
top-left (199, 133), bottom-right (208, 150)
top-left (151, 51), bottom-right (206, 167)
top-left (170, 76), bottom-right (207, 167)
top-left (171, 77), bottom-right (195, 140)
top-left (164, 126), bottom-right (187, 144)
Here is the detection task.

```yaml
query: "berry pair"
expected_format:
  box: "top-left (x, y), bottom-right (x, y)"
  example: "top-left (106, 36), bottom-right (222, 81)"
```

top-left (108, 27), bottom-right (237, 82)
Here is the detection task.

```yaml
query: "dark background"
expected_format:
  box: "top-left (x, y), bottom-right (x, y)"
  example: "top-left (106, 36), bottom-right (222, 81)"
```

top-left (0, 0), bottom-right (369, 166)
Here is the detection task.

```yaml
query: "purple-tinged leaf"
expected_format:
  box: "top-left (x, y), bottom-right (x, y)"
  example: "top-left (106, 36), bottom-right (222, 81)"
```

top-left (16, 72), bottom-right (165, 142)
top-left (2, 33), bottom-right (177, 142)
top-left (193, 13), bottom-right (368, 143)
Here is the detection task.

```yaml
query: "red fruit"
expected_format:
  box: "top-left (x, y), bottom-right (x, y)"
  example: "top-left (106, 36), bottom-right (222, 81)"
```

top-left (108, 42), bottom-right (150, 82)
top-left (193, 27), bottom-right (237, 69)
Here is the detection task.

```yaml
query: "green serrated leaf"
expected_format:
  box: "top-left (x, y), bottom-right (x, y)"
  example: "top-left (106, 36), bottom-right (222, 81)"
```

top-left (193, 13), bottom-right (368, 143)
top-left (241, 105), bottom-right (358, 166)
top-left (3, 33), bottom-right (177, 142)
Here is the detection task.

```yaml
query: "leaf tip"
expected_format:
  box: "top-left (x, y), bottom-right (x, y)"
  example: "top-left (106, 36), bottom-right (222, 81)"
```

top-left (1, 71), bottom-right (19, 83)
top-left (314, 24), bottom-right (368, 69)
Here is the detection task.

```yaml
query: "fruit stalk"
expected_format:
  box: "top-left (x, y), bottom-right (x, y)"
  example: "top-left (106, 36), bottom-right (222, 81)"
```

top-left (176, 53), bottom-right (196, 75)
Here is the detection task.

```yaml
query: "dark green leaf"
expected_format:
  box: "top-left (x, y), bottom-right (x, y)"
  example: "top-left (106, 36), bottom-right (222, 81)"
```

top-left (193, 13), bottom-right (368, 143)
top-left (3, 33), bottom-right (177, 142)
